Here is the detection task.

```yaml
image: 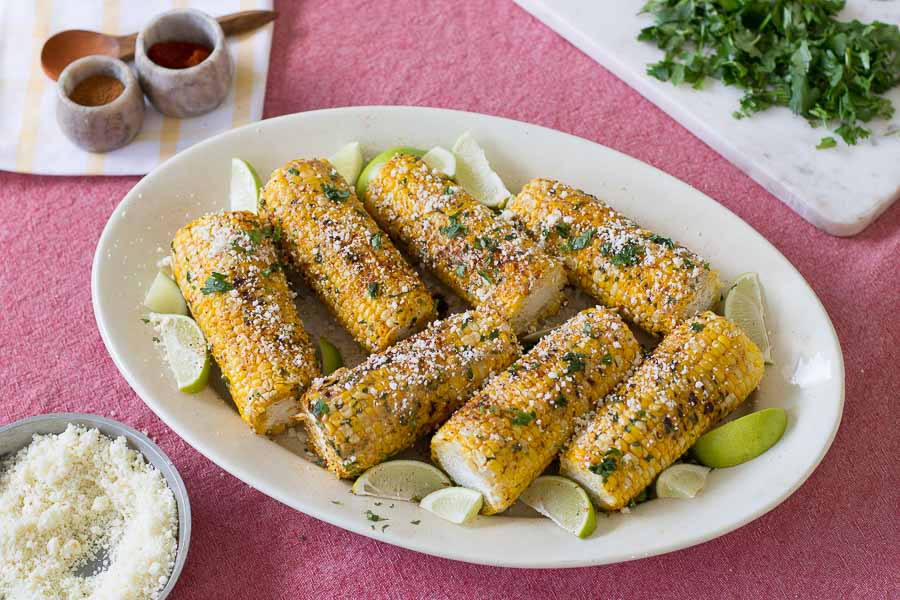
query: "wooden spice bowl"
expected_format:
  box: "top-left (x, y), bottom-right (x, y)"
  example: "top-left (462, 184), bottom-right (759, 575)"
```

top-left (56, 55), bottom-right (144, 153)
top-left (135, 9), bottom-right (233, 118)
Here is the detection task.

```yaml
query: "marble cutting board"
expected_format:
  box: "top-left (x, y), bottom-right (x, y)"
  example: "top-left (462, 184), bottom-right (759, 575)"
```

top-left (514, 0), bottom-right (900, 236)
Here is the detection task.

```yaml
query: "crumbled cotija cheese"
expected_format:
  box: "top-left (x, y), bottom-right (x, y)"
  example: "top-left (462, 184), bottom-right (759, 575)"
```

top-left (0, 425), bottom-right (177, 599)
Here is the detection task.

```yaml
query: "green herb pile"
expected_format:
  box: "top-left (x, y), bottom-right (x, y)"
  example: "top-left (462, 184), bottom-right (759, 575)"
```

top-left (638, 0), bottom-right (900, 148)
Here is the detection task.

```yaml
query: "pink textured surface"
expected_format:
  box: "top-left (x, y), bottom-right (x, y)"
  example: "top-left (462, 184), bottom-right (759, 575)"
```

top-left (1, 1), bottom-right (897, 597)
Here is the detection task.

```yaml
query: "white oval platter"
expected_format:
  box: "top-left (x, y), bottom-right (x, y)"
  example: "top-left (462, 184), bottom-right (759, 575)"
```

top-left (92, 106), bottom-right (843, 568)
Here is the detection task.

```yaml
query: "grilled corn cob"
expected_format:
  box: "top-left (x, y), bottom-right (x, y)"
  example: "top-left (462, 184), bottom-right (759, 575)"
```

top-left (299, 310), bottom-right (520, 478)
top-left (171, 211), bottom-right (319, 434)
top-left (507, 179), bottom-right (720, 335)
top-left (560, 311), bottom-right (764, 510)
top-left (432, 307), bottom-right (641, 514)
top-left (363, 153), bottom-right (566, 334)
top-left (260, 159), bottom-right (436, 353)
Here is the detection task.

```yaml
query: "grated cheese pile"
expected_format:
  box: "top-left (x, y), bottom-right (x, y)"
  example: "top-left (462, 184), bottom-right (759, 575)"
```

top-left (0, 425), bottom-right (177, 600)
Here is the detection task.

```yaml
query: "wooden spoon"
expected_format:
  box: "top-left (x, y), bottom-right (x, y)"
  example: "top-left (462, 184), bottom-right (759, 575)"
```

top-left (41, 10), bottom-right (277, 81)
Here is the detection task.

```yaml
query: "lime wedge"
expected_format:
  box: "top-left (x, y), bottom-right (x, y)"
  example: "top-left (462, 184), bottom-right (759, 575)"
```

top-left (655, 464), bottom-right (711, 499)
top-left (317, 337), bottom-right (343, 376)
top-left (352, 460), bottom-right (452, 501)
top-left (150, 313), bottom-right (210, 393)
top-left (230, 158), bottom-right (262, 214)
top-left (329, 142), bottom-right (364, 186)
top-left (692, 408), bottom-right (787, 468)
top-left (422, 146), bottom-right (456, 177)
top-left (419, 487), bottom-right (483, 524)
top-left (519, 475), bottom-right (597, 538)
top-left (143, 271), bottom-right (187, 315)
top-left (451, 131), bottom-right (511, 208)
top-left (356, 146), bottom-right (425, 200)
top-left (724, 272), bottom-right (771, 363)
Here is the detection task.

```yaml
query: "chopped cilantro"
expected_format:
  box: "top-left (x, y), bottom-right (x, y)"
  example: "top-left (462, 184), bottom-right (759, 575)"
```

top-left (331, 500), bottom-right (343, 505)
top-left (410, 520), bottom-right (421, 525)
top-left (691, 322), bottom-right (705, 332)
top-left (322, 184), bottom-right (350, 202)
top-left (455, 264), bottom-right (466, 278)
top-left (568, 228), bottom-right (595, 251)
top-left (817, 136), bottom-right (837, 149)
top-left (510, 408), bottom-right (536, 425)
top-left (477, 269), bottom-right (494, 285)
top-left (367, 282), bottom-right (381, 299)
top-left (365, 510), bottom-right (387, 522)
top-left (201, 272), bottom-right (233, 294)
top-left (601, 353), bottom-right (613, 365)
top-left (440, 212), bottom-right (466, 238)
top-left (287, 167), bottom-right (300, 176)
top-left (562, 351), bottom-right (586, 374)
top-left (261, 263), bottom-right (282, 277)
top-left (554, 222), bottom-right (572, 238)
top-left (370, 232), bottom-right (383, 249)
top-left (583, 322), bottom-right (595, 337)
top-left (601, 241), bottom-right (644, 266)
top-left (185, 272), bottom-right (193, 283)
top-left (555, 393), bottom-right (568, 408)
top-left (151, 336), bottom-right (160, 343)
top-left (647, 234), bottom-right (674, 248)
top-left (638, 0), bottom-right (900, 147)
top-left (589, 455), bottom-right (618, 483)
top-left (140, 317), bottom-right (150, 324)
top-left (312, 399), bottom-right (329, 418)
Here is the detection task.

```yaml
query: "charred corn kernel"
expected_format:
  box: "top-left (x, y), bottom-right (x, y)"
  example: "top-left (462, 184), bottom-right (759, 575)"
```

top-left (364, 153), bottom-right (566, 334)
top-left (171, 211), bottom-right (319, 434)
top-left (300, 310), bottom-right (520, 479)
top-left (259, 158), bottom-right (436, 353)
top-left (507, 179), bottom-right (721, 335)
top-left (561, 312), bottom-right (764, 510)
top-left (432, 307), bottom-right (641, 514)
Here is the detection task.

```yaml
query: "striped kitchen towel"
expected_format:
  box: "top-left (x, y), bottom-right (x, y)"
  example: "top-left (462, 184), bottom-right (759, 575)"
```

top-left (0, 0), bottom-right (273, 176)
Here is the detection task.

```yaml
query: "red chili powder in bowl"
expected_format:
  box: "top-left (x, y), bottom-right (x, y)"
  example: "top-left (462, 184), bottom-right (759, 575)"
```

top-left (147, 41), bottom-right (212, 69)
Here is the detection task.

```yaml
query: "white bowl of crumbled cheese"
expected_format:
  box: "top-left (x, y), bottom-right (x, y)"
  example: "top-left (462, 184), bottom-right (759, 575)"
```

top-left (0, 413), bottom-right (190, 599)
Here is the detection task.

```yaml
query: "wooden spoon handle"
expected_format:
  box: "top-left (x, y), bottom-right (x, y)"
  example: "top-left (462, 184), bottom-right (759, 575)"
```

top-left (115, 10), bottom-right (277, 61)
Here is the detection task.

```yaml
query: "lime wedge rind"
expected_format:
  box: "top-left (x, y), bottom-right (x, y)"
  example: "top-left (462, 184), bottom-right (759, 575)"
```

top-left (150, 313), bottom-right (210, 393)
top-left (317, 337), bottom-right (343, 376)
top-left (692, 407), bottom-right (787, 468)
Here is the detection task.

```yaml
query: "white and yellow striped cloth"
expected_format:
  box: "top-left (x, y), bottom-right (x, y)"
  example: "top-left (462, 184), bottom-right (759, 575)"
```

top-left (0, 0), bottom-right (273, 176)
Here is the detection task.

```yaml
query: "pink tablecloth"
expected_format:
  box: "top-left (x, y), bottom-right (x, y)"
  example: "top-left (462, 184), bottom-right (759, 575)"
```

top-left (1, 1), bottom-right (897, 598)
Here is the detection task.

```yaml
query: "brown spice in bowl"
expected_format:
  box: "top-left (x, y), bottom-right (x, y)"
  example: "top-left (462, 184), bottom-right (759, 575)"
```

top-left (69, 75), bottom-right (125, 107)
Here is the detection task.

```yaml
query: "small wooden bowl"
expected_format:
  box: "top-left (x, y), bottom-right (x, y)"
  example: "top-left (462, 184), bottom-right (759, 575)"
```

top-left (56, 55), bottom-right (144, 153)
top-left (135, 9), bottom-right (233, 118)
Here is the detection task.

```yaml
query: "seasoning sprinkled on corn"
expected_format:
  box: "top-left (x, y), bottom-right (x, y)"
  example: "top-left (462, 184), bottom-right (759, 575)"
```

top-left (260, 159), bottom-right (436, 353)
top-left (432, 307), bottom-right (641, 514)
top-left (171, 211), bottom-right (319, 434)
top-left (561, 312), bottom-right (764, 510)
top-left (507, 179), bottom-right (720, 335)
top-left (364, 153), bottom-right (566, 334)
top-left (299, 310), bottom-right (520, 479)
